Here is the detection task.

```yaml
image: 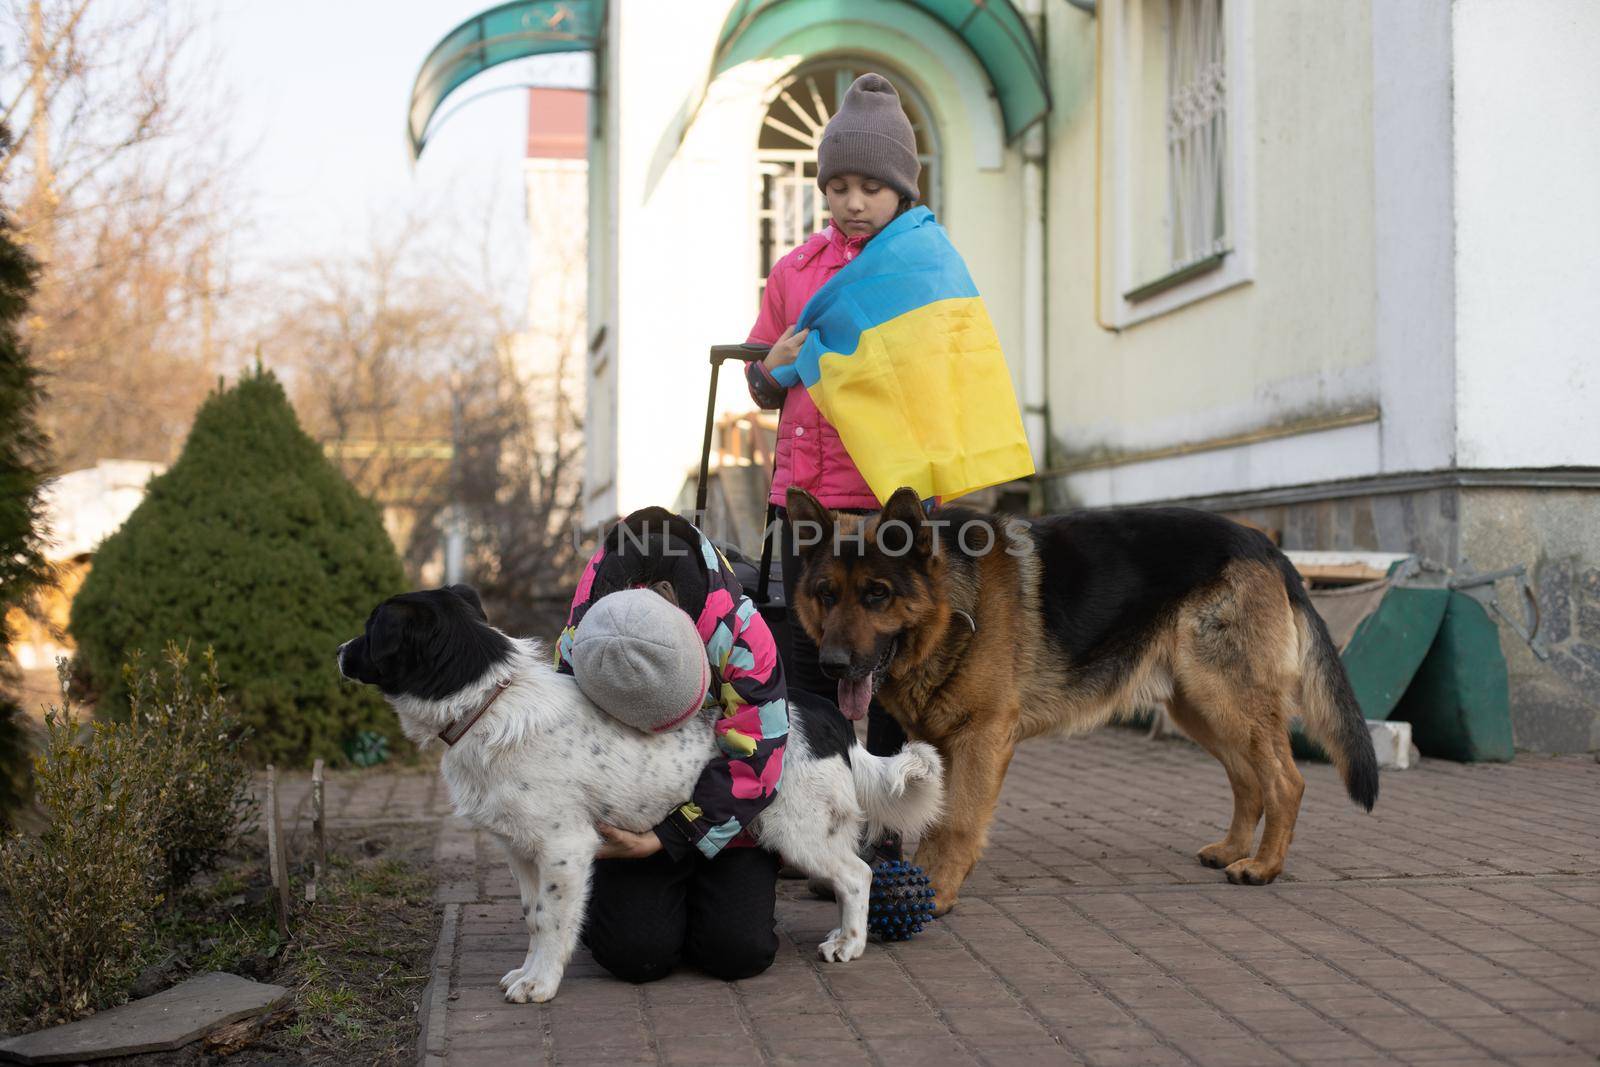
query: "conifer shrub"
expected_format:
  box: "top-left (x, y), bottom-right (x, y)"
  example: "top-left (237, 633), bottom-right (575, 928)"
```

top-left (0, 162), bottom-right (50, 826)
top-left (70, 368), bottom-right (406, 765)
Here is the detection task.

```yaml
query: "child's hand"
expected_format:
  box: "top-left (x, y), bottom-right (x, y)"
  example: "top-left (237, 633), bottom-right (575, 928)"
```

top-left (764, 325), bottom-right (810, 371)
top-left (595, 823), bottom-right (663, 860)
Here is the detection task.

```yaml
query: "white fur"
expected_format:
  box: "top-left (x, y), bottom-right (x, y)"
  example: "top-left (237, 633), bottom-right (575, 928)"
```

top-left (362, 636), bottom-right (943, 1002)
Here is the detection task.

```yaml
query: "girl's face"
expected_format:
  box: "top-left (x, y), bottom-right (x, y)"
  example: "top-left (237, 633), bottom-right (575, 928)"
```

top-left (824, 173), bottom-right (902, 238)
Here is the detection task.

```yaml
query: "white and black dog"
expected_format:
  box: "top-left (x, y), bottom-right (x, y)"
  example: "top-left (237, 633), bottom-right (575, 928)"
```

top-left (337, 585), bottom-right (943, 1003)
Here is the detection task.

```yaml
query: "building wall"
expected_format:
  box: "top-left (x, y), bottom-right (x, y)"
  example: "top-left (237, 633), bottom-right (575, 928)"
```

top-left (585, 38), bottom-right (619, 526)
top-left (1451, 0), bottom-right (1600, 470)
top-left (519, 154), bottom-right (587, 416)
top-left (1220, 482), bottom-right (1600, 754)
top-left (1038, 0), bottom-right (1598, 749)
top-left (1461, 487), bottom-right (1600, 753)
top-left (1042, 0), bottom-right (1389, 508)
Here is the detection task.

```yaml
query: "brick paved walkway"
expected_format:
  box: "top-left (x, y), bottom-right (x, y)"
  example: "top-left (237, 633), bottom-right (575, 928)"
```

top-left (269, 760), bottom-right (453, 843)
top-left (419, 730), bottom-right (1600, 1067)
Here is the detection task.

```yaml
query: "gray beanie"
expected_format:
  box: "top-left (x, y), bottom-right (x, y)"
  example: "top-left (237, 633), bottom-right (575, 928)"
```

top-left (569, 589), bottom-right (710, 734)
top-left (816, 73), bottom-right (921, 201)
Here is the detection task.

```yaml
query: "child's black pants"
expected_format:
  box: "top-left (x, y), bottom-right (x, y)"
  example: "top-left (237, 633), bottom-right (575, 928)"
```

top-left (583, 846), bottom-right (778, 983)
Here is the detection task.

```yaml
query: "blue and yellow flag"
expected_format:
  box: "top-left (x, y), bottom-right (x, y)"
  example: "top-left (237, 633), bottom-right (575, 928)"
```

top-left (771, 207), bottom-right (1035, 503)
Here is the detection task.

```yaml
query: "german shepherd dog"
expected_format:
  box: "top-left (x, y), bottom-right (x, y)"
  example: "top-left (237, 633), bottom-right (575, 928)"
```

top-left (785, 486), bottom-right (1378, 914)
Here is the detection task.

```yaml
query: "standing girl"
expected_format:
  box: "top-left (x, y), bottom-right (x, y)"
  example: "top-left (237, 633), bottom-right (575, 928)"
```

top-left (743, 72), bottom-right (919, 811)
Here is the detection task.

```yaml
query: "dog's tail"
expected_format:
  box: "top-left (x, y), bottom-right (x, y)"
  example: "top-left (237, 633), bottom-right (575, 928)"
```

top-left (849, 741), bottom-right (945, 844)
top-left (1283, 565), bottom-right (1379, 811)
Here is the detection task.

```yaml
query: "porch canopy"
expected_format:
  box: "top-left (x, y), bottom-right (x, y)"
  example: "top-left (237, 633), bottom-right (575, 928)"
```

top-left (712, 0), bottom-right (1050, 142)
top-left (407, 0), bottom-right (1050, 161)
top-left (407, 0), bottom-right (604, 160)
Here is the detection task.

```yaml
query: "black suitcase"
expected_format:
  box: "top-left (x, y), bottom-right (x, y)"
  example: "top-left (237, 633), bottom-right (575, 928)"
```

top-left (693, 344), bottom-right (787, 647)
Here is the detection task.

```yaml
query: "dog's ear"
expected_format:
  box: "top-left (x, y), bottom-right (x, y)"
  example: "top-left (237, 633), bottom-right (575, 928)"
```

top-left (448, 584), bottom-right (487, 621)
top-left (368, 600), bottom-right (423, 668)
top-left (785, 487), bottom-right (834, 555)
top-left (877, 487), bottom-right (932, 557)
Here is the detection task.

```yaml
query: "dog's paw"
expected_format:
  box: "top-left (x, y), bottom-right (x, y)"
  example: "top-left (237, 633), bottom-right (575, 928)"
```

top-left (504, 967), bottom-right (561, 1004)
top-left (1223, 857), bottom-right (1281, 886)
top-left (499, 966), bottom-right (526, 992)
top-left (1197, 840), bottom-right (1251, 869)
top-left (818, 927), bottom-right (865, 963)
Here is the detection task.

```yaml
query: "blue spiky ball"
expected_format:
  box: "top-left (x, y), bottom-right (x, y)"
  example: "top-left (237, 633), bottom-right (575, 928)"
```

top-left (868, 860), bottom-right (937, 941)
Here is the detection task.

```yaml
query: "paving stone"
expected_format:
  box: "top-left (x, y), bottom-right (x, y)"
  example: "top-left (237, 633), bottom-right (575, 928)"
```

top-left (375, 728), bottom-right (1600, 1066)
top-left (862, 1035), bottom-right (981, 1064)
top-left (654, 1035), bottom-right (765, 1065)
top-left (0, 973), bottom-right (288, 1064)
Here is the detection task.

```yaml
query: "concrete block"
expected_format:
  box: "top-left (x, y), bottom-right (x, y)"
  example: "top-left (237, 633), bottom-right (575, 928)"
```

top-left (1369, 720), bottom-right (1420, 769)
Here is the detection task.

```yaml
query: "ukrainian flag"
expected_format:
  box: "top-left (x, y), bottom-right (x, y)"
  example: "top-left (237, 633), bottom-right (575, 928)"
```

top-left (771, 207), bottom-right (1035, 503)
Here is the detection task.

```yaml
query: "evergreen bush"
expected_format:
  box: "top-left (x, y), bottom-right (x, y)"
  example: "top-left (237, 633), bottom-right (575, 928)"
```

top-left (0, 150), bottom-right (51, 826)
top-left (70, 368), bottom-right (405, 765)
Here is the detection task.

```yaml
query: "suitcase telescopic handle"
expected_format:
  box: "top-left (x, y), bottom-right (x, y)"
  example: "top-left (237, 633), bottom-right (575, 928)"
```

top-left (697, 343), bottom-right (778, 604)
top-left (709, 343), bottom-right (772, 365)
top-left (697, 344), bottom-right (773, 518)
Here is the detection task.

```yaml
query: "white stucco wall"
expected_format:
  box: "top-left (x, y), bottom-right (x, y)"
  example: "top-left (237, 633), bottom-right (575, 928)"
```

top-left (1372, 0), bottom-right (1457, 477)
top-left (605, 0), bottom-right (1028, 519)
top-left (1043, 0), bottom-right (1385, 506)
top-left (585, 56), bottom-right (619, 527)
top-left (1452, 0), bottom-right (1600, 470)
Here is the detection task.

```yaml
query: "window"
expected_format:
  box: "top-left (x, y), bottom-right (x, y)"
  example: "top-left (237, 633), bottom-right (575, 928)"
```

top-left (1103, 0), bottom-right (1253, 326)
top-left (754, 62), bottom-right (941, 296)
top-left (1166, 0), bottom-right (1228, 269)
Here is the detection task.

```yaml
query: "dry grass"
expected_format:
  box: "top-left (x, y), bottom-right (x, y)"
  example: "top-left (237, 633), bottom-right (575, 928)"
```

top-left (3, 825), bottom-right (439, 1065)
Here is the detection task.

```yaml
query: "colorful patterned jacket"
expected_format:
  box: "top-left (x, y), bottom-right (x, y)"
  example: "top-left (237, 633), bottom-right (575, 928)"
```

top-left (555, 508), bottom-right (789, 861)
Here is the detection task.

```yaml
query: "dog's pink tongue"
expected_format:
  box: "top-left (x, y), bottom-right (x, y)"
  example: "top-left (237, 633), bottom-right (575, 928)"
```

top-left (837, 675), bottom-right (873, 721)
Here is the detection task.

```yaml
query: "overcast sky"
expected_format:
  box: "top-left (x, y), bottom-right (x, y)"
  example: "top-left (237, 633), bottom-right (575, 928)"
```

top-left (212, 1), bottom-right (591, 311)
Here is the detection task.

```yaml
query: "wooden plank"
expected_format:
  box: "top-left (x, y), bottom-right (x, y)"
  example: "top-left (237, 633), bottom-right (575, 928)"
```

top-left (1284, 549), bottom-right (1412, 587)
top-left (264, 766), bottom-right (289, 939)
top-left (307, 759), bottom-right (325, 904)
top-left (1295, 562), bottom-right (1391, 585)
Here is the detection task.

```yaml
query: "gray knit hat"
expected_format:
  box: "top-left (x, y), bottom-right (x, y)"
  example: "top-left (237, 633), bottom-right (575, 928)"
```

top-left (817, 73), bottom-right (921, 201)
top-left (569, 589), bottom-right (710, 734)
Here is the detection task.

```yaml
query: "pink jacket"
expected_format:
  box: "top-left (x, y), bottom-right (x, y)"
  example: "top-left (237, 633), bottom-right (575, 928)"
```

top-left (745, 225), bottom-right (880, 511)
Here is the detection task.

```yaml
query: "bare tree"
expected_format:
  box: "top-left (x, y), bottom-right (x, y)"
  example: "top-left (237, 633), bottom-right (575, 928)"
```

top-left (263, 217), bottom-right (586, 634)
top-left (264, 225), bottom-right (462, 502)
top-left (0, 0), bottom-right (242, 469)
top-left (420, 335), bottom-right (586, 638)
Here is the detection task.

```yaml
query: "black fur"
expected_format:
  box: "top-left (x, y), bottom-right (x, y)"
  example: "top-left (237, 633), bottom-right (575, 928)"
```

top-left (1022, 506), bottom-right (1282, 673)
top-left (338, 586), bottom-right (512, 700)
top-left (588, 507), bottom-right (711, 621)
top-left (1019, 506), bottom-right (1376, 810)
top-left (788, 689), bottom-right (857, 763)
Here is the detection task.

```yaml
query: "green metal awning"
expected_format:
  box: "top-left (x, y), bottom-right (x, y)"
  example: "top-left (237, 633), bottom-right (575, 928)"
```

top-left (713, 0), bottom-right (1050, 142)
top-left (408, 0), bottom-right (604, 160)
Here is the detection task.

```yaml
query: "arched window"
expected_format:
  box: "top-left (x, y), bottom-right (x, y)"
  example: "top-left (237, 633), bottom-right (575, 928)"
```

top-left (755, 61), bottom-right (941, 295)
